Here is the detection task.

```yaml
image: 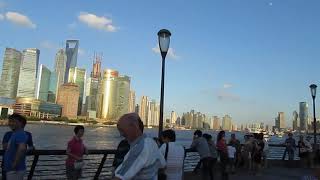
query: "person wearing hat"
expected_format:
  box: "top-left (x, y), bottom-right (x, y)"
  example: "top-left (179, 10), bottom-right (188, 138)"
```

top-left (3, 114), bottom-right (29, 180)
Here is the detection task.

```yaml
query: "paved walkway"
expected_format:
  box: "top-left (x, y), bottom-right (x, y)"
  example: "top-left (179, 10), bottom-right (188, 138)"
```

top-left (184, 167), bottom-right (316, 180)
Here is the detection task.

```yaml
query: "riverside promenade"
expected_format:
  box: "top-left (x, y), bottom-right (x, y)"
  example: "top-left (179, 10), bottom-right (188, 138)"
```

top-left (184, 166), bottom-right (316, 180)
top-left (0, 147), bottom-right (318, 179)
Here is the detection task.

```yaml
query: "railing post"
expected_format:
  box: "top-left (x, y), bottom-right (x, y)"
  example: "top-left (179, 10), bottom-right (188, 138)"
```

top-left (28, 154), bottom-right (39, 180)
top-left (94, 154), bottom-right (107, 180)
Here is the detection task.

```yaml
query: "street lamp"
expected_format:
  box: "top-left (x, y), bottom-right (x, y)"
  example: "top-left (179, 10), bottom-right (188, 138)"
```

top-left (157, 29), bottom-right (171, 138)
top-left (310, 84), bottom-right (317, 150)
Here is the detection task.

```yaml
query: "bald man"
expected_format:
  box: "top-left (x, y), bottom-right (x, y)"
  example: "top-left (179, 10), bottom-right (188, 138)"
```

top-left (113, 113), bottom-right (166, 180)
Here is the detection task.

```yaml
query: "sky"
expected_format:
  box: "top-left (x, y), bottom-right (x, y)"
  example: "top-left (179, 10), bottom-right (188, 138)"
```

top-left (0, 0), bottom-right (320, 126)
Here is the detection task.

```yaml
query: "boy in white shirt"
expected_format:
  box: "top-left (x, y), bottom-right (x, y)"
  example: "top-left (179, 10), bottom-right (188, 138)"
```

top-left (227, 144), bottom-right (236, 174)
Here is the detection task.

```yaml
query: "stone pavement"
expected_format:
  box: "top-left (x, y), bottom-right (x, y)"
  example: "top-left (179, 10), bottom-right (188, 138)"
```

top-left (184, 167), bottom-right (316, 180)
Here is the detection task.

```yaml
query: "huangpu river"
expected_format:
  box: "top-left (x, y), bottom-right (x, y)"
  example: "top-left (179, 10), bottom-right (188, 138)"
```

top-left (0, 123), bottom-right (286, 149)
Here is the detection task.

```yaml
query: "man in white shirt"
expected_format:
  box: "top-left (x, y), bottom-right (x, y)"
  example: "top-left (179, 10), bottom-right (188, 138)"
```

top-left (113, 113), bottom-right (166, 180)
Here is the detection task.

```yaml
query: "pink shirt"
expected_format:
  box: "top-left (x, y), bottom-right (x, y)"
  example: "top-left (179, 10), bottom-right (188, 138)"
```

top-left (66, 136), bottom-right (85, 166)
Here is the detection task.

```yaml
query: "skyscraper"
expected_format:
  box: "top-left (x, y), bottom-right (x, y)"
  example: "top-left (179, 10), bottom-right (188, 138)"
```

top-left (212, 116), bottom-right (220, 130)
top-left (47, 72), bottom-right (58, 103)
top-left (299, 102), bottom-right (308, 131)
top-left (276, 112), bottom-right (285, 129)
top-left (56, 83), bottom-right (79, 119)
top-left (222, 115), bottom-right (232, 131)
top-left (54, 49), bottom-right (67, 87)
top-left (17, 48), bottom-right (40, 98)
top-left (91, 54), bottom-right (101, 79)
top-left (85, 56), bottom-right (102, 116)
top-left (139, 96), bottom-right (149, 125)
top-left (0, 48), bottom-right (22, 98)
top-left (117, 75), bottom-right (130, 117)
top-left (129, 90), bottom-right (136, 113)
top-left (292, 110), bottom-right (299, 131)
top-left (170, 111), bottom-right (177, 125)
top-left (36, 64), bottom-right (51, 101)
top-left (96, 69), bottom-right (130, 122)
top-left (68, 67), bottom-right (86, 115)
top-left (64, 40), bottom-right (79, 83)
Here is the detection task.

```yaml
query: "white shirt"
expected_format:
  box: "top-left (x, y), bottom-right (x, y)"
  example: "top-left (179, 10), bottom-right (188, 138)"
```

top-left (160, 142), bottom-right (185, 180)
top-left (115, 135), bottom-right (166, 180)
top-left (227, 146), bottom-right (236, 158)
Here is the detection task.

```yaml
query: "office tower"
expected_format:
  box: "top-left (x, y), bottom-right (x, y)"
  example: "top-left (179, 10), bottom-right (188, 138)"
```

top-left (117, 75), bottom-right (130, 117)
top-left (68, 67), bottom-right (86, 115)
top-left (91, 54), bottom-right (101, 79)
top-left (139, 96), bottom-right (149, 125)
top-left (147, 100), bottom-right (158, 126)
top-left (0, 48), bottom-right (22, 98)
top-left (85, 77), bottom-right (98, 111)
top-left (129, 90), bottom-right (136, 113)
top-left (170, 111), bottom-right (177, 125)
top-left (56, 83), bottom-right (79, 119)
top-left (85, 55), bottom-right (102, 116)
top-left (97, 69), bottom-right (130, 122)
top-left (222, 115), bottom-right (232, 131)
top-left (299, 102), bottom-right (308, 131)
top-left (292, 110), bottom-right (299, 131)
top-left (36, 64), bottom-right (51, 101)
top-left (212, 116), bottom-right (220, 130)
top-left (54, 49), bottom-right (67, 87)
top-left (276, 112), bottom-right (285, 129)
top-left (64, 40), bottom-right (79, 83)
top-left (47, 72), bottom-right (58, 103)
top-left (17, 48), bottom-right (40, 98)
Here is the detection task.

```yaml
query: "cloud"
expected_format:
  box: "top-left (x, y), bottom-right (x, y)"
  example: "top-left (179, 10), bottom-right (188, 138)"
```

top-left (217, 90), bottom-right (240, 102)
top-left (78, 12), bottom-right (117, 32)
top-left (68, 22), bottom-right (77, 29)
top-left (5, 11), bottom-right (36, 28)
top-left (40, 41), bottom-right (58, 50)
top-left (223, 83), bottom-right (233, 89)
top-left (0, 14), bottom-right (4, 20)
top-left (217, 83), bottom-right (239, 101)
top-left (152, 44), bottom-right (180, 60)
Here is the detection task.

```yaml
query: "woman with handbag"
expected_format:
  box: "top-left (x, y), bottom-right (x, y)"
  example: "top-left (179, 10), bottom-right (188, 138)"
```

top-left (159, 130), bottom-right (185, 180)
top-left (298, 135), bottom-right (311, 168)
top-left (66, 125), bottom-right (88, 180)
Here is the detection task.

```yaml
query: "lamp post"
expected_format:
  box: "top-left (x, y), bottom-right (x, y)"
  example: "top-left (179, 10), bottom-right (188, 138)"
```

top-left (310, 84), bottom-right (317, 150)
top-left (157, 29), bottom-right (171, 138)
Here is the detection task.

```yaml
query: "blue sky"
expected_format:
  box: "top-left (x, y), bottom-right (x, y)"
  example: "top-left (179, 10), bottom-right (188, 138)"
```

top-left (0, 0), bottom-right (320, 126)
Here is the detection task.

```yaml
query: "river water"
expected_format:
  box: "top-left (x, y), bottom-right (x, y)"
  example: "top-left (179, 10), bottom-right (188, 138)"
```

top-left (0, 124), bottom-right (285, 149)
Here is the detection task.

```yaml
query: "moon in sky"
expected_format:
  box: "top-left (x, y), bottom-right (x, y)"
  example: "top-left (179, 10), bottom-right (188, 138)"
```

top-left (269, 2), bottom-right (273, 6)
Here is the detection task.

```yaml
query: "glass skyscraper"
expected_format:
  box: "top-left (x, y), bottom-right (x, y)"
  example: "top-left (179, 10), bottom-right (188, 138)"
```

top-left (54, 49), bottom-right (67, 87)
top-left (0, 48), bottom-right (22, 98)
top-left (299, 102), bottom-right (308, 131)
top-left (64, 40), bottom-right (79, 83)
top-left (17, 48), bottom-right (40, 98)
top-left (48, 72), bottom-right (58, 103)
top-left (68, 67), bottom-right (86, 115)
top-left (36, 64), bottom-right (51, 101)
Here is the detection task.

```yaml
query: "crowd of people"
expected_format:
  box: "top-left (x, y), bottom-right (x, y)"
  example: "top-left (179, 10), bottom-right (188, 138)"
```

top-left (0, 112), bottom-right (318, 180)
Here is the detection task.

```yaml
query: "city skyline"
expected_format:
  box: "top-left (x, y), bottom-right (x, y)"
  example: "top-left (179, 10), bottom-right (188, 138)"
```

top-left (1, 0), bottom-right (320, 125)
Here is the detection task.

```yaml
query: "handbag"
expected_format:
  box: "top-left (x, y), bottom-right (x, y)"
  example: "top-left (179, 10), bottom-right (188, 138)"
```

top-left (158, 143), bottom-right (169, 180)
top-left (74, 160), bottom-right (85, 170)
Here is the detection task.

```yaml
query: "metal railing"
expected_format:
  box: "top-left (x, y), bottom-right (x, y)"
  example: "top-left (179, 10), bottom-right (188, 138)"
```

top-left (0, 144), bottom-right (295, 179)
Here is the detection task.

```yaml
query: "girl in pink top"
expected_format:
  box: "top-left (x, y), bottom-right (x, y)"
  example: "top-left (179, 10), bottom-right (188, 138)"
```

top-left (217, 131), bottom-right (229, 180)
top-left (66, 125), bottom-right (88, 180)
